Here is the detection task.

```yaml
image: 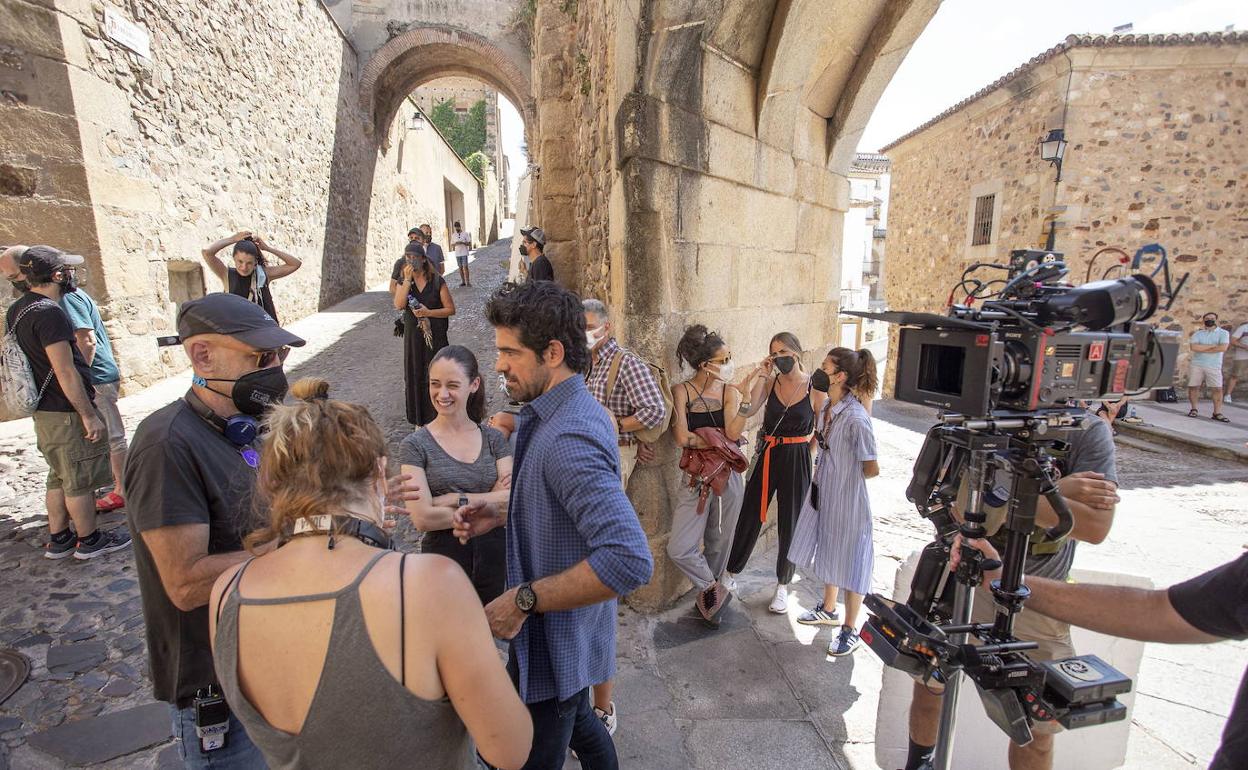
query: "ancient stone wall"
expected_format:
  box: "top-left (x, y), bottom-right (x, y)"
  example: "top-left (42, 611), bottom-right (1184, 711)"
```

top-left (0, 0), bottom-right (480, 399)
top-left (883, 38), bottom-right (1248, 388)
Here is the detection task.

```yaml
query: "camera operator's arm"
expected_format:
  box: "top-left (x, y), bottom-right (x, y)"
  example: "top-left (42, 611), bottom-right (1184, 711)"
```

top-left (1035, 471), bottom-right (1118, 544)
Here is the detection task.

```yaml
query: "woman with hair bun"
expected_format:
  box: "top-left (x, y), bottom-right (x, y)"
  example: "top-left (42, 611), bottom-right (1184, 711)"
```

top-left (201, 229), bottom-right (302, 321)
top-left (398, 346), bottom-right (511, 605)
top-left (669, 324), bottom-right (748, 624)
top-left (790, 347), bottom-right (880, 658)
top-left (394, 240), bottom-right (455, 426)
top-left (208, 379), bottom-right (532, 770)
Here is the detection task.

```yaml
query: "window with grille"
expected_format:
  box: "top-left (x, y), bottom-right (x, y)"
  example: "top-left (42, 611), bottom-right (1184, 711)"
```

top-left (971, 194), bottom-right (995, 246)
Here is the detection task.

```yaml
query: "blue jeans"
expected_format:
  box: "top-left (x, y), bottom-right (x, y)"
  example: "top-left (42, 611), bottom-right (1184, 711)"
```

top-left (170, 704), bottom-right (266, 769)
top-left (518, 687), bottom-right (616, 770)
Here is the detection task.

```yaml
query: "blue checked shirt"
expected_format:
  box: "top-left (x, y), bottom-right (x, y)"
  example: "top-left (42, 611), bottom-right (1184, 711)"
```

top-left (507, 375), bottom-right (653, 703)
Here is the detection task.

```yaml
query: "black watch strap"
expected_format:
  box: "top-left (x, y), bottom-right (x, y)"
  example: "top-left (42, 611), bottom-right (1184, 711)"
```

top-left (516, 582), bottom-right (538, 615)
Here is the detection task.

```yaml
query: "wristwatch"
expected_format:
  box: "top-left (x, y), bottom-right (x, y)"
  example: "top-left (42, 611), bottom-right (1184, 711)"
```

top-left (515, 582), bottom-right (538, 615)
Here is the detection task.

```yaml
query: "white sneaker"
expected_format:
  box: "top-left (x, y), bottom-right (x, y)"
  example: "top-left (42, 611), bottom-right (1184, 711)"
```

top-left (722, 573), bottom-right (738, 593)
top-left (594, 702), bottom-right (618, 736)
top-left (1226, 395), bottom-right (1235, 404)
top-left (768, 584), bottom-right (788, 614)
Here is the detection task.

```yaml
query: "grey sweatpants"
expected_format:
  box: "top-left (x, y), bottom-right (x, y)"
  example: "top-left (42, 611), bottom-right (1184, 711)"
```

top-left (667, 471), bottom-right (745, 590)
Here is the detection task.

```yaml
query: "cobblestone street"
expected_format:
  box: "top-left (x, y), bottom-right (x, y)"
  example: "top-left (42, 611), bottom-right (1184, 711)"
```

top-left (0, 238), bottom-right (1245, 768)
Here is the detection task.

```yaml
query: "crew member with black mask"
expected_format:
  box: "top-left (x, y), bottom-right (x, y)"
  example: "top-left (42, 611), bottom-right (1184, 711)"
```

top-left (124, 293), bottom-right (306, 768)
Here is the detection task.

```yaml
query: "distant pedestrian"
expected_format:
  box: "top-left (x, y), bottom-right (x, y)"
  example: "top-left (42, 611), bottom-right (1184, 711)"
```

top-left (393, 241), bottom-right (454, 426)
top-left (392, 232), bottom-right (422, 295)
top-left (1226, 318), bottom-right (1248, 403)
top-left (725, 332), bottom-right (827, 614)
top-left (208, 378), bottom-right (532, 770)
top-left (1187, 311), bottom-right (1230, 422)
top-left (520, 226), bottom-right (554, 283)
top-left (3, 246), bottom-right (131, 560)
top-left (400, 345), bottom-right (511, 605)
top-left (201, 230), bottom-right (302, 322)
top-left (791, 347), bottom-right (880, 658)
top-left (455, 280), bottom-right (653, 769)
top-left (669, 324), bottom-right (748, 625)
top-left (125, 293), bottom-right (305, 768)
top-left (421, 223), bottom-right (446, 276)
top-left (452, 220), bottom-right (473, 287)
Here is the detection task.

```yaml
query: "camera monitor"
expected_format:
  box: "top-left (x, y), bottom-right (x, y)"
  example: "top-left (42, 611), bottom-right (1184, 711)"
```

top-left (896, 327), bottom-right (999, 416)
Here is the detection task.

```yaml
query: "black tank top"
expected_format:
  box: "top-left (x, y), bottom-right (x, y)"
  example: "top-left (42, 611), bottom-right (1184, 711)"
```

top-left (762, 379), bottom-right (815, 437)
top-left (683, 382), bottom-right (725, 432)
top-left (227, 268), bottom-right (278, 321)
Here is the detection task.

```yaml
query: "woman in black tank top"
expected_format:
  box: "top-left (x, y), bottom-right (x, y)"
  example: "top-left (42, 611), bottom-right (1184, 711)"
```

top-left (201, 230), bottom-right (303, 322)
top-left (668, 325), bottom-right (749, 624)
top-left (726, 331), bottom-right (827, 614)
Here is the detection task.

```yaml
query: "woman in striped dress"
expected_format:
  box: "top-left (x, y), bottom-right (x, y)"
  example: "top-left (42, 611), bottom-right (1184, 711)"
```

top-left (790, 346), bottom-right (880, 657)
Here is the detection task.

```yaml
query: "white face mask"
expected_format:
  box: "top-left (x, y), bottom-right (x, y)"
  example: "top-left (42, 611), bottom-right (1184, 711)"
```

top-left (714, 361), bottom-right (736, 382)
top-left (586, 326), bottom-right (605, 347)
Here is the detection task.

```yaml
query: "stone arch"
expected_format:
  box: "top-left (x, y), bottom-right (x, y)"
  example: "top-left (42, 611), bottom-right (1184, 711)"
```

top-left (359, 25), bottom-right (534, 142)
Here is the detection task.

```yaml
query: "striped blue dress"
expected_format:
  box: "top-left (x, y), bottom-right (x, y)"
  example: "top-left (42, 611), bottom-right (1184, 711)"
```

top-left (787, 393), bottom-right (877, 594)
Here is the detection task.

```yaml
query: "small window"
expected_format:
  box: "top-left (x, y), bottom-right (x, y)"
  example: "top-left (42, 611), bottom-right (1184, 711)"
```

top-left (167, 262), bottom-right (205, 319)
top-left (971, 194), bottom-right (995, 246)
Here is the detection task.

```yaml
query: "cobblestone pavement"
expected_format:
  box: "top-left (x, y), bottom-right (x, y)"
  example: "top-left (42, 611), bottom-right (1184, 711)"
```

top-left (2, 237), bottom-right (1245, 768)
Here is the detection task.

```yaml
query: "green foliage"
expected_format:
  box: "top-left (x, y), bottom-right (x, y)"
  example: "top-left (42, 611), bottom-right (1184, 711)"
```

top-left (464, 151), bottom-right (491, 181)
top-left (512, 0), bottom-right (536, 52)
top-left (427, 98), bottom-right (489, 162)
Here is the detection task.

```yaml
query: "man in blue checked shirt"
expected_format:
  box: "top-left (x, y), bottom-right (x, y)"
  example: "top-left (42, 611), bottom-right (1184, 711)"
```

top-left (454, 280), bottom-right (653, 770)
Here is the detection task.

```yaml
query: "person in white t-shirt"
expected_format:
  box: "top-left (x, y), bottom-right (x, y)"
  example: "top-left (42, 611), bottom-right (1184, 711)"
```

top-left (451, 221), bottom-right (473, 288)
top-left (1227, 321), bottom-right (1248, 403)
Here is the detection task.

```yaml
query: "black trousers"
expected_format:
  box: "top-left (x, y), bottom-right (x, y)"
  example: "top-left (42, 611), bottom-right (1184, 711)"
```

top-left (421, 527), bottom-right (506, 606)
top-left (726, 443), bottom-right (812, 584)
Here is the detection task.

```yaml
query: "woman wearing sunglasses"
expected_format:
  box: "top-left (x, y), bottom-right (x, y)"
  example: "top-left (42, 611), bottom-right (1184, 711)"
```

top-left (789, 347), bottom-right (880, 657)
top-left (724, 332), bottom-right (827, 614)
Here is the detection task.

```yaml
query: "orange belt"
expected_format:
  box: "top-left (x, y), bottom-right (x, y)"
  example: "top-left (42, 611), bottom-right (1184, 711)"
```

top-left (757, 434), bottom-right (812, 522)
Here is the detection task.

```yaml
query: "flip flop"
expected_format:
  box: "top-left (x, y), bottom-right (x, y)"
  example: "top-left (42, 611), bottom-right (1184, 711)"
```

top-left (1213, 413), bottom-right (1231, 423)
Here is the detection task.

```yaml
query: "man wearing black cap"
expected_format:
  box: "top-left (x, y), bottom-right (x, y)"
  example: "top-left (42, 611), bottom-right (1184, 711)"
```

top-left (5, 245), bottom-right (131, 560)
top-left (124, 293), bottom-right (305, 767)
top-left (521, 226), bottom-right (554, 283)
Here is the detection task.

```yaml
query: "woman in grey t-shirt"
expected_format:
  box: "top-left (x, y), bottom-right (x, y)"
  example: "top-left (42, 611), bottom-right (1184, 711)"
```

top-left (399, 346), bottom-right (511, 604)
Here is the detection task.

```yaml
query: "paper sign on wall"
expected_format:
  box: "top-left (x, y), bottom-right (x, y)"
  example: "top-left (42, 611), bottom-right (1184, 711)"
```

top-left (104, 7), bottom-right (151, 60)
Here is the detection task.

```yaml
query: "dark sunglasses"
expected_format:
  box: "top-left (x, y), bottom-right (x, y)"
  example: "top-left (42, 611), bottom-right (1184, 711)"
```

top-left (249, 347), bottom-right (290, 368)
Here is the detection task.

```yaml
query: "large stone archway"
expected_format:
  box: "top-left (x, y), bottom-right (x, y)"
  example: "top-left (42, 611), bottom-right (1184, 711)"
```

top-left (358, 25), bottom-right (535, 144)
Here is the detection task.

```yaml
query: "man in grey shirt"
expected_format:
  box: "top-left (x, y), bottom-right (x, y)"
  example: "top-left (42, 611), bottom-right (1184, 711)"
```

top-left (903, 410), bottom-right (1119, 770)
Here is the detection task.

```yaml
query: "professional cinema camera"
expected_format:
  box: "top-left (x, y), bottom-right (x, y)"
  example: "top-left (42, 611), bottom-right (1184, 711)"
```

top-left (842, 249), bottom-right (1184, 769)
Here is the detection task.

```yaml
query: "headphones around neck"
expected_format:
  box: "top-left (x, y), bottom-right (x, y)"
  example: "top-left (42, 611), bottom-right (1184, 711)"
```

top-left (185, 385), bottom-right (258, 447)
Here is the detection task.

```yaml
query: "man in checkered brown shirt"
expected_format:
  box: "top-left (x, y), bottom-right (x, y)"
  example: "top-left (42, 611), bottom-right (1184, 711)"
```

top-left (583, 299), bottom-right (666, 488)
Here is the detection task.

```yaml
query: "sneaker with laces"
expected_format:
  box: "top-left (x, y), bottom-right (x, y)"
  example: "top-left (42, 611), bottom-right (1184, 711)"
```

top-left (768, 584), bottom-right (788, 614)
top-left (722, 573), bottom-right (737, 593)
top-left (74, 528), bottom-right (132, 560)
top-left (827, 626), bottom-right (861, 657)
top-left (796, 602), bottom-right (840, 626)
top-left (594, 702), bottom-right (617, 736)
top-left (45, 534), bottom-right (76, 560)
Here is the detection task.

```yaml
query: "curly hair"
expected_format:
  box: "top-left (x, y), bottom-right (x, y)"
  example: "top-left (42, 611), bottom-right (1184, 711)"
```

top-left (676, 324), bottom-right (726, 371)
top-left (485, 281), bottom-right (590, 374)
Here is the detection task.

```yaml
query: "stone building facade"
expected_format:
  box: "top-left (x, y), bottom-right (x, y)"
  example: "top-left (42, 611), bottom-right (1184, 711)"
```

top-left (882, 33), bottom-right (1248, 389)
top-left (0, 0), bottom-right (486, 397)
top-left (412, 75), bottom-right (510, 220)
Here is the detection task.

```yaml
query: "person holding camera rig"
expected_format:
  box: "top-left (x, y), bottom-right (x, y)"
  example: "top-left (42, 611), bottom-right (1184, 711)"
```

top-left (201, 230), bottom-right (302, 322)
top-left (393, 240), bottom-right (455, 426)
top-left (952, 537), bottom-right (1247, 770)
top-left (902, 406), bottom-right (1121, 770)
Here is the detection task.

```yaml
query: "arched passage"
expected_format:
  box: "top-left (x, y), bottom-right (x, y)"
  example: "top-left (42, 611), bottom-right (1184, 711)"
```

top-left (359, 25), bottom-right (535, 147)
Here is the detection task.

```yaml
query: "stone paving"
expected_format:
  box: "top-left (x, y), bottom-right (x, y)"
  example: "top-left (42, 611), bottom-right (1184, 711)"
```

top-left (1, 238), bottom-right (1245, 768)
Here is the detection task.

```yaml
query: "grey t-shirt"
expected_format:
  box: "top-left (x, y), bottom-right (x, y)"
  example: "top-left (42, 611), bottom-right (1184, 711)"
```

top-left (972, 415), bottom-right (1117, 581)
top-left (397, 424), bottom-right (510, 498)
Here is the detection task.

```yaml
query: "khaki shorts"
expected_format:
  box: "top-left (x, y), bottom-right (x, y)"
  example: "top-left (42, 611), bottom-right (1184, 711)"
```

top-left (913, 582), bottom-right (1075, 735)
top-left (93, 382), bottom-right (127, 453)
top-left (33, 410), bottom-right (112, 497)
top-left (1232, 358), bottom-right (1248, 379)
top-left (1188, 364), bottom-right (1223, 389)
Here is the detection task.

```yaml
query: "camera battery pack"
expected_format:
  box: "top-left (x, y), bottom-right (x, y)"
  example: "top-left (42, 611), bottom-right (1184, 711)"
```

top-left (1041, 654), bottom-right (1132, 704)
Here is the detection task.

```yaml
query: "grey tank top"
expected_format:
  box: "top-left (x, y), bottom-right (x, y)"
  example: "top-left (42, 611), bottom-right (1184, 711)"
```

top-left (213, 551), bottom-right (476, 770)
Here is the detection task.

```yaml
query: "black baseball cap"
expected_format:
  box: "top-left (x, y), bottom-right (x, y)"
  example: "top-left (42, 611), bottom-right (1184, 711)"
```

top-left (17, 245), bottom-right (84, 281)
top-left (408, 227), bottom-right (421, 236)
top-left (520, 226), bottom-right (545, 247)
top-left (161, 293), bottom-right (305, 349)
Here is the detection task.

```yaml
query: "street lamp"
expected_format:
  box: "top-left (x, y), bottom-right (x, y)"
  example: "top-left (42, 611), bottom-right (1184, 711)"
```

top-left (409, 111), bottom-right (425, 131)
top-left (1039, 128), bottom-right (1068, 249)
top-left (1039, 128), bottom-right (1067, 182)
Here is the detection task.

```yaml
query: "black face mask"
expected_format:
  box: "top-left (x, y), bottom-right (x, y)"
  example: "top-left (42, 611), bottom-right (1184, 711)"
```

top-left (773, 355), bottom-right (796, 375)
top-left (9, 278), bottom-right (29, 293)
top-left (57, 275), bottom-right (78, 294)
top-left (194, 367), bottom-right (289, 416)
top-left (1204, 319), bottom-right (1216, 328)
top-left (810, 368), bottom-right (830, 393)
